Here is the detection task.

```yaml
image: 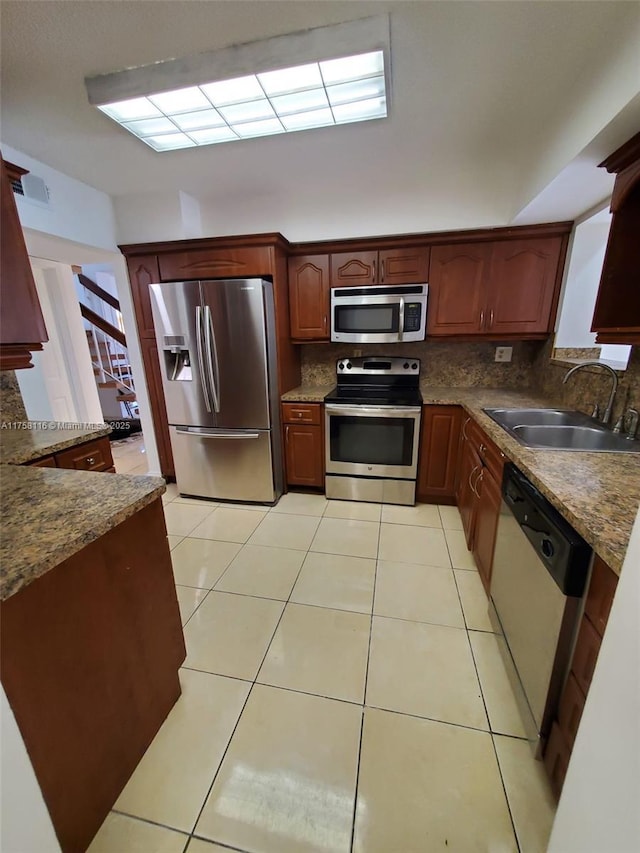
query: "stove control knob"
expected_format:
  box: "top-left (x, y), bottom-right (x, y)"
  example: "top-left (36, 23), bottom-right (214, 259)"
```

top-left (338, 362), bottom-right (344, 370)
top-left (346, 362), bottom-right (352, 369)
top-left (412, 363), bottom-right (418, 370)
top-left (403, 362), bottom-right (409, 369)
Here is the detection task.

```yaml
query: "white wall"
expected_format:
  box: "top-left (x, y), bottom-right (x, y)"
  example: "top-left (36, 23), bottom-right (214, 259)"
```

top-left (113, 190), bottom-right (204, 244)
top-left (0, 688), bottom-right (61, 853)
top-left (548, 508), bottom-right (640, 852)
top-left (1, 143), bottom-right (118, 252)
top-left (511, 5), bottom-right (640, 219)
top-left (555, 213), bottom-right (611, 349)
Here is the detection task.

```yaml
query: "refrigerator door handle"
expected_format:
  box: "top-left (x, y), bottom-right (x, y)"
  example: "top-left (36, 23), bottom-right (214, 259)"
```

top-left (176, 428), bottom-right (260, 440)
top-left (195, 306), bottom-right (212, 413)
top-left (204, 305), bottom-right (221, 413)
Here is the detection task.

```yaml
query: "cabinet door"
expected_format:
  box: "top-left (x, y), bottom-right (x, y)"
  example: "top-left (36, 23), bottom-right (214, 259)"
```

top-left (127, 255), bottom-right (160, 339)
top-left (591, 179), bottom-right (640, 343)
top-left (378, 247), bottom-right (429, 284)
top-left (158, 246), bottom-right (273, 282)
top-left (427, 243), bottom-right (490, 335)
top-left (0, 152), bottom-right (48, 370)
top-left (28, 456), bottom-right (57, 468)
top-left (456, 429), bottom-right (480, 548)
top-left (544, 721), bottom-right (570, 800)
top-left (417, 405), bottom-right (462, 502)
top-left (288, 255), bottom-right (330, 340)
top-left (285, 424), bottom-right (323, 487)
top-left (584, 555), bottom-right (617, 636)
top-left (473, 466), bottom-right (502, 593)
top-left (330, 251), bottom-right (378, 287)
top-left (140, 338), bottom-right (174, 479)
top-left (571, 615), bottom-right (602, 696)
top-left (486, 238), bottom-right (562, 336)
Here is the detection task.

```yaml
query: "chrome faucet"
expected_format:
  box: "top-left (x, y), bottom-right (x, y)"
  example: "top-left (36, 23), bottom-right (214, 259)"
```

top-left (562, 361), bottom-right (619, 425)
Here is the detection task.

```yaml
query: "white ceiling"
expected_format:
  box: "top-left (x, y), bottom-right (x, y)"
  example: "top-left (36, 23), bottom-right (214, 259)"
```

top-left (2, 1), bottom-right (639, 236)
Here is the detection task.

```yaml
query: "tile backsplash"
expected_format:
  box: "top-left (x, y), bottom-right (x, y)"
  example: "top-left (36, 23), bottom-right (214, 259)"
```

top-left (301, 341), bottom-right (543, 389)
top-left (0, 371), bottom-right (27, 422)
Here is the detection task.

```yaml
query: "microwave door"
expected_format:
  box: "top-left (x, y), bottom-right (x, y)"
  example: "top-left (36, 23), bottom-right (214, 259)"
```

top-left (333, 298), bottom-right (400, 342)
top-left (150, 281), bottom-right (217, 428)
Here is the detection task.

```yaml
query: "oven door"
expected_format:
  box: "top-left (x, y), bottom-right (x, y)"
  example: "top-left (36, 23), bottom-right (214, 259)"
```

top-left (325, 404), bottom-right (421, 479)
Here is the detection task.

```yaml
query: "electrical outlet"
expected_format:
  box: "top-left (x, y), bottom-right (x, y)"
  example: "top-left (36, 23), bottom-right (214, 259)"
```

top-left (353, 348), bottom-right (362, 357)
top-left (495, 346), bottom-right (513, 363)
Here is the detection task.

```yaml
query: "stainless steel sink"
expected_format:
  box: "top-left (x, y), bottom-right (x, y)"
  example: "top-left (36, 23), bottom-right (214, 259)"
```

top-left (483, 408), bottom-right (640, 453)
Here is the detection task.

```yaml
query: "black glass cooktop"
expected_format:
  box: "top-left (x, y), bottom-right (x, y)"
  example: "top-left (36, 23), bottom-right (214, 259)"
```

top-left (324, 385), bottom-right (423, 407)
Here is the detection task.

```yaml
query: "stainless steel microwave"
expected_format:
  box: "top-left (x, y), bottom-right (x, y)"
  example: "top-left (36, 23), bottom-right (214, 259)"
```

top-left (330, 283), bottom-right (428, 343)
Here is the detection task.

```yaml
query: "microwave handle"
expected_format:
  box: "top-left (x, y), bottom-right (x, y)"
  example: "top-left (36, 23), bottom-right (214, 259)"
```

top-left (398, 296), bottom-right (405, 340)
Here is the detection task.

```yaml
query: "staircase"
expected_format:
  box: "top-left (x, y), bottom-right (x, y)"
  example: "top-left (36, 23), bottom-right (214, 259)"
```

top-left (76, 272), bottom-right (139, 421)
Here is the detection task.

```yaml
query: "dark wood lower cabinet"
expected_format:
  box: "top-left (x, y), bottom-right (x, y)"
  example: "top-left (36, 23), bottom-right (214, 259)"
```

top-left (417, 405), bottom-right (462, 503)
top-left (543, 555), bottom-right (618, 799)
top-left (284, 422), bottom-right (324, 488)
top-left (472, 466), bottom-right (501, 593)
top-left (456, 426), bottom-right (480, 548)
top-left (0, 499), bottom-right (185, 853)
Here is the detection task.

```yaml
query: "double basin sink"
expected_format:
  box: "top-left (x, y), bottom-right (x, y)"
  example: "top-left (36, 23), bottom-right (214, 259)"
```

top-left (484, 408), bottom-right (640, 453)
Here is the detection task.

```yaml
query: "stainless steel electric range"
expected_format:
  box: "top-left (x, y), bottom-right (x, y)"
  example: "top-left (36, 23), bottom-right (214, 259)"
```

top-left (324, 356), bottom-right (422, 506)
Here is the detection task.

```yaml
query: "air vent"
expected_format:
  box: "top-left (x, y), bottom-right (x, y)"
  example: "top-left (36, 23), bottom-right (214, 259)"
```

top-left (21, 173), bottom-right (50, 206)
top-left (11, 177), bottom-right (24, 195)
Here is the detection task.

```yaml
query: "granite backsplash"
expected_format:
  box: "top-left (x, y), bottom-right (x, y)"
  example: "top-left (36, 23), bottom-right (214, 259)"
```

top-left (301, 341), bottom-right (542, 388)
top-left (0, 371), bottom-right (27, 422)
top-left (534, 341), bottom-right (639, 427)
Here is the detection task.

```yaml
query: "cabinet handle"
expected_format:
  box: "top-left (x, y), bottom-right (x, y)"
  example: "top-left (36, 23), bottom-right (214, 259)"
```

top-left (372, 258), bottom-right (377, 281)
top-left (480, 310), bottom-right (485, 328)
top-left (86, 457), bottom-right (95, 466)
top-left (285, 425), bottom-right (289, 444)
top-left (489, 309), bottom-right (494, 328)
top-left (462, 417), bottom-right (471, 440)
top-left (473, 469), bottom-right (483, 498)
top-left (297, 412), bottom-right (303, 418)
top-left (324, 314), bottom-right (328, 332)
top-left (469, 464), bottom-right (479, 493)
top-left (381, 260), bottom-right (385, 282)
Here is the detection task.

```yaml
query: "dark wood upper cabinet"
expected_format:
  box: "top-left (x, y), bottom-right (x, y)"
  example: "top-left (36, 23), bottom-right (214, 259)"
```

top-left (330, 247), bottom-right (429, 287)
top-left (158, 246), bottom-right (273, 282)
top-left (0, 151), bottom-right (48, 370)
top-left (591, 131), bottom-right (640, 344)
top-left (427, 243), bottom-right (490, 335)
top-left (288, 255), bottom-right (330, 340)
top-left (428, 236), bottom-right (565, 338)
top-left (486, 237), bottom-right (563, 336)
top-left (127, 255), bottom-right (160, 339)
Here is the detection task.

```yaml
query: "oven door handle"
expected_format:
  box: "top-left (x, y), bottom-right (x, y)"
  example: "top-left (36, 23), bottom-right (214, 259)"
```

top-left (325, 404), bottom-right (421, 418)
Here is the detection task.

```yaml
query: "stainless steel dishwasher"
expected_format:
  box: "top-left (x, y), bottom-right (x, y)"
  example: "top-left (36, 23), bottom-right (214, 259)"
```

top-left (491, 463), bottom-right (592, 754)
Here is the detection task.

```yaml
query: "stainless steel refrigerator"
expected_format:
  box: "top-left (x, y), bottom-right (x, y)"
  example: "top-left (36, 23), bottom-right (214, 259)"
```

top-left (150, 278), bottom-right (282, 503)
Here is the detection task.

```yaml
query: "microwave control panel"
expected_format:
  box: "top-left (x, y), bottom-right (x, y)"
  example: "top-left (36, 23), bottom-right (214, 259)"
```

top-left (403, 303), bottom-right (422, 332)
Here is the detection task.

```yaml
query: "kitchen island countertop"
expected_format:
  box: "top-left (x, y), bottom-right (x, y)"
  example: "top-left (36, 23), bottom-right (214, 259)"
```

top-left (282, 383), bottom-right (640, 574)
top-left (0, 465), bottom-right (166, 600)
top-left (0, 422), bottom-right (111, 465)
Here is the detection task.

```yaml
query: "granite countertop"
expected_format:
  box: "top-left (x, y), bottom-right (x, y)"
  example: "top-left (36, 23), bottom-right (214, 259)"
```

top-left (0, 422), bottom-right (112, 465)
top-left (0, 465), bottom-right (166, 601)
top-left (282, 384), bottom-right (334, 403)
top-left (282, 383), bottom-right (640, 575)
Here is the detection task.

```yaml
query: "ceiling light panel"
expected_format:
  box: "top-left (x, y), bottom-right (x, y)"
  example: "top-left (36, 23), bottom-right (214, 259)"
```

top-left (94, 49), bottom-right (388, 151)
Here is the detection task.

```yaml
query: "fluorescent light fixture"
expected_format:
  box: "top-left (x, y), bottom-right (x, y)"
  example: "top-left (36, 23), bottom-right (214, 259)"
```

top-left (87, 17), bottom-right (391, 151)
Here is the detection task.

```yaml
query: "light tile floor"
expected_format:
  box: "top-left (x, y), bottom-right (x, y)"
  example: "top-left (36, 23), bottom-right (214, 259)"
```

top-left (96, 446), bottom-right (556, 853)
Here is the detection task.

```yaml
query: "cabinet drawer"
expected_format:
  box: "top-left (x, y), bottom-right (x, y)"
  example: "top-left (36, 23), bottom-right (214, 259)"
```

top-left (571, 615), bottom-right (602, 695)
top-left (584, 555), bottom-right (617, 636)
top-left (55, 437), bottom-right (113, 472)
top-left (282, 403), bottom-right (322, 425)
top-left (557, 671), bottom-right (586, 750)
top-left (28, 456), bottom-right (57, 468)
